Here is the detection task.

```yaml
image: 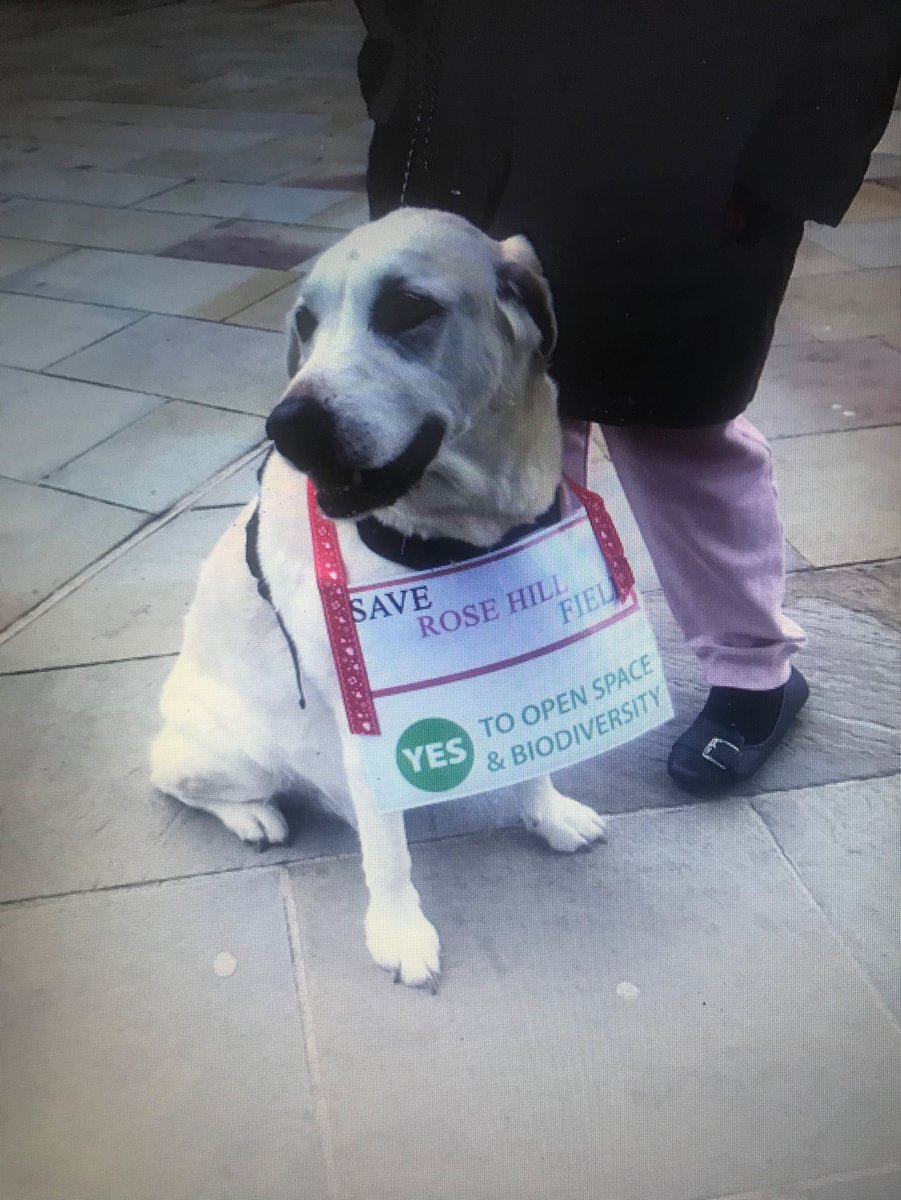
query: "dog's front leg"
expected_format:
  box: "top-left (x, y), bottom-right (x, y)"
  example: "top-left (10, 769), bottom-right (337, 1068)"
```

top-left (521, 774), bottom-right (609, 853)
top-left (342, 739), bottom-right (440, 991)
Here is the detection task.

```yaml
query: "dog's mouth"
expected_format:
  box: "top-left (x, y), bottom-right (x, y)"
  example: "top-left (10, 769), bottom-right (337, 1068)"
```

top-left (310, 417), bottom-right (446, 519)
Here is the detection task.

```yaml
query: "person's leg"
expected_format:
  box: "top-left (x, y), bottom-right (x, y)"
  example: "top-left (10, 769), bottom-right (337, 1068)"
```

top-left (597, 418), bottom-right (808, 787)
top-left (601, 418), bottom-right (805, 686)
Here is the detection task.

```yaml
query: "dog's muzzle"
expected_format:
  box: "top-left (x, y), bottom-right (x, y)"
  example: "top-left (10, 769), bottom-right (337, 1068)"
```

top-left (266, 394), bottom-right (445, 518)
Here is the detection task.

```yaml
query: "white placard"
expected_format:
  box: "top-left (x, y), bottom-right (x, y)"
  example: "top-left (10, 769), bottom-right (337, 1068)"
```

top-left (349, 508), bottom-right (672, 812)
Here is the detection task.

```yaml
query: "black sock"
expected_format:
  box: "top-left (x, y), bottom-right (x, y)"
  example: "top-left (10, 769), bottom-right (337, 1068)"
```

top-left (701, 683), bottom-right (786, 744)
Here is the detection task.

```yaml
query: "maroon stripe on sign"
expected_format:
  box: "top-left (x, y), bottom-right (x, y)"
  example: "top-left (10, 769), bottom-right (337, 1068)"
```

top-left (371, 596), bottom-right (638, 698)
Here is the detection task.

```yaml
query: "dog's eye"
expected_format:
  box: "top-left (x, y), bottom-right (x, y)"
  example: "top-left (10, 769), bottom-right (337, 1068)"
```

top-left (293, 305), bottom-right (318, 342)
top-left (371, 290), bottom-right (443, 337)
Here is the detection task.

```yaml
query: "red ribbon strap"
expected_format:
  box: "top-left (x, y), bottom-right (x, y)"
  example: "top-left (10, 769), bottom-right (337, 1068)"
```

top-left (566, 476), bottom-right (635, 602)
top-left (307, 480), bottom-right (381, 735)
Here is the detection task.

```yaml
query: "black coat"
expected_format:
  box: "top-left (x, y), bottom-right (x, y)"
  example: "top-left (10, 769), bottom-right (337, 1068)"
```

top-left (355, 1), bottom-right (901, 427)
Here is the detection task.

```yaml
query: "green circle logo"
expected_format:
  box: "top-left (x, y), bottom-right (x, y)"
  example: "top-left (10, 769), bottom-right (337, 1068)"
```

top-left (395, 718), bottom-right (475, 792)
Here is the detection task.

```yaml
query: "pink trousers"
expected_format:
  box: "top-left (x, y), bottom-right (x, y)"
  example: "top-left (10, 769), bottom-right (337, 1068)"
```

top-left (563, 418), bottom-right (806, 691)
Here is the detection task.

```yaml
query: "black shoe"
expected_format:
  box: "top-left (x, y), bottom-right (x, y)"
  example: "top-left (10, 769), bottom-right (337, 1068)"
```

top-left (667, 668), bottom-right (809, 795)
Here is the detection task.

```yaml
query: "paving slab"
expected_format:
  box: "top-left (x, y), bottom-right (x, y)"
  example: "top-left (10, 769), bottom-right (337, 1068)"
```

top-left (771, 427), bottom-right (901, 565)
top-left (875, 111), bottom-right (901, 156)
top-left (0, 132), bottom-right (144, 171)
top-left (137, 179), bottom-right (350, 224)
top-left (267, 131), bottom-right (372, 165)
top-left (0, 71), bottom-right (104, 101)
top-left (119, 144), bottom-right (305, 186)
top-left (845, 181), bottom-right (901, 222)
top-left (68, 100), bottom-right (327, 135)
top-left (47, 313), bottom-right (285, 414)
top-left (46, 400), bottom-right (264, 512)
top-left (120, 136), bottom-right (326, 186)
top-left (865, 153), bottom-right (901, 182)
top-left (0, 234), bottom-right (69, 278)
top-left (162, 217), bottom-right (338, 271)
top-left (0, 476), bottom-right (145, 628)
top-left (754, 776), bottom-right (901, 1019)
top-left (205, 77), bottom-right (364, 116)
top-left (782, 268), bottom-right (901, 346)
top-left (786, 557), bottom-right (901, 632)
top-left (0, 506), bottom-right (242, 672)
top-left (0, 162), bottom-right (182, 205)
top-left (789, 239), bottom-right (853, 276)
top-left (805, 219), bottom-right (901, 270)
top-left (0, 115), bottom-right (280, 152)
top-left (0, 291), bottom-right (141, 369)
top-left (0, 870), bottom-right (325, 1200)
top-left (226, 278), bottom-right (301, 330)
top-left (0, 196), bottom-right (220, 253)
top-left (288, 801), bottom-right (901, 1200)
top-left (0, 365), bottom-right (163, 482)
top-left (0, 99), bottom-right (96, 119)
top-left (0, 657), bottom-right (356, 903)
top-left (715, 1166), bottom-right (901, 1200)
top-left (802, 1167), bottom-right (901, 1200)
top-left (748, 337), bottom-right (901, 439)
top-left (303, 193), bottom-right (369, 231)
top-left (771, 312), bottom-right (813, 346)
top-left (276, 161), bottom-right (366, 191)
top-left (2, 246), bottom-right (291, 320)
top-left (192, 448), bottom-right (268, 507)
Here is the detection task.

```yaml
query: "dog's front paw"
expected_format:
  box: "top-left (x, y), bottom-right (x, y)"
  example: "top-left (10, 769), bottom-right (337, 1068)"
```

top-left (209, 801), bottom-right (289, 850)
top-left (365, 900), bottom-right (441, 991)
top-left (524, 790), bottom-right (608, 853)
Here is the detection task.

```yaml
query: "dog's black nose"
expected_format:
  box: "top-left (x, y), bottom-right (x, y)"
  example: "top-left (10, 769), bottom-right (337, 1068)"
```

top-left (266, 392), bottom-right (341, 473)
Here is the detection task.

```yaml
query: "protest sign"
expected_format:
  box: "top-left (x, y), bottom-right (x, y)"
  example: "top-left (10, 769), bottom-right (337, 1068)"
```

top-left (311, 480), bottom-right (672, 813)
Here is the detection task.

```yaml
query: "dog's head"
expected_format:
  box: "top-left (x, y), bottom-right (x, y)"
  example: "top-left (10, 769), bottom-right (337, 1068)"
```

top-left (266, 208), bottom-right (557, 519)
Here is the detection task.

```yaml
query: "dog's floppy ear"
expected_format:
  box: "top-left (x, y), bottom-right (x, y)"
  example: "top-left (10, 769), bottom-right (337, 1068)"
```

top-left (496, 235), bottom-right (557, 359)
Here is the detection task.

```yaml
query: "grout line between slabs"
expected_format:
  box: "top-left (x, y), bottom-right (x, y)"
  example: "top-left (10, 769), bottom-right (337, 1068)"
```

top-left (0, 302), bottom-right (148, 367)
top-left (787, 553), bottom-right (901, 575)
top-left (37, 368), bottom-right (276, 417)
top-left (278, 867), bottom-right (341, 1200)
top-left (31, 479), bottom-right (152, 513)
top-left (0, 440), bottom-right (268, 646)
top-left (0, 277), bottom-right (296, 323)
top-left (0, 472), bottom-right (150, 515)
top-left (691, 1161), bottom-right (901, 1200)
top-left (0, 225), bottom-right (219, 256)
top-left (768, 419), bottom-right (901, 442)
top-left (748, 795), bottom-right (901, 1036)
top-left (16, 394), bottom-right (173, 483)
top-left (0, 856), bottom-right (359, 911)
top-left (0, 652), bottom-right (176, 678)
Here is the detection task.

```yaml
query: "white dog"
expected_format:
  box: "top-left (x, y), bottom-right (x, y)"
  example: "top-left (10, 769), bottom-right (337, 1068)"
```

top-left (151, 208), bottom-right (608, 989)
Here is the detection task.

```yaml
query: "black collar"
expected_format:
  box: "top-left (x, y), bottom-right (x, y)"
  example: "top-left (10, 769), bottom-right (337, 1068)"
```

top-left (354, 490), bottom-right (562, 570)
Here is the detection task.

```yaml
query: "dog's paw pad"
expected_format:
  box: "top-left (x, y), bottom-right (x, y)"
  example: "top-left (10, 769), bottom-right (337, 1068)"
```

top-left (526, 794), bottom-right (608, 853)
top-left (215, 802), bottom-right (289, 849)
top-left (365, 904), bottom-right (441, 991)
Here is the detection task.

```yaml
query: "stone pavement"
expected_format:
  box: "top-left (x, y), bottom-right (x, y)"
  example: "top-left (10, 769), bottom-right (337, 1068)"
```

top-left (0, 3), bottom-right (899, 1199)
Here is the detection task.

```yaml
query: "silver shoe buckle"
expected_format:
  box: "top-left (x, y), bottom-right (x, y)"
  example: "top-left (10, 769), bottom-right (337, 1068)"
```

top-left (701, 736), bottom-right (741, 770)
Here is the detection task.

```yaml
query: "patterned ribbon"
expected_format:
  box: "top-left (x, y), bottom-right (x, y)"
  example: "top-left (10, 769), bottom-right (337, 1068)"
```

top-left (565, 476), bottom-right (635, 602)
top-left (307, 479), bottom-right (381, 735)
